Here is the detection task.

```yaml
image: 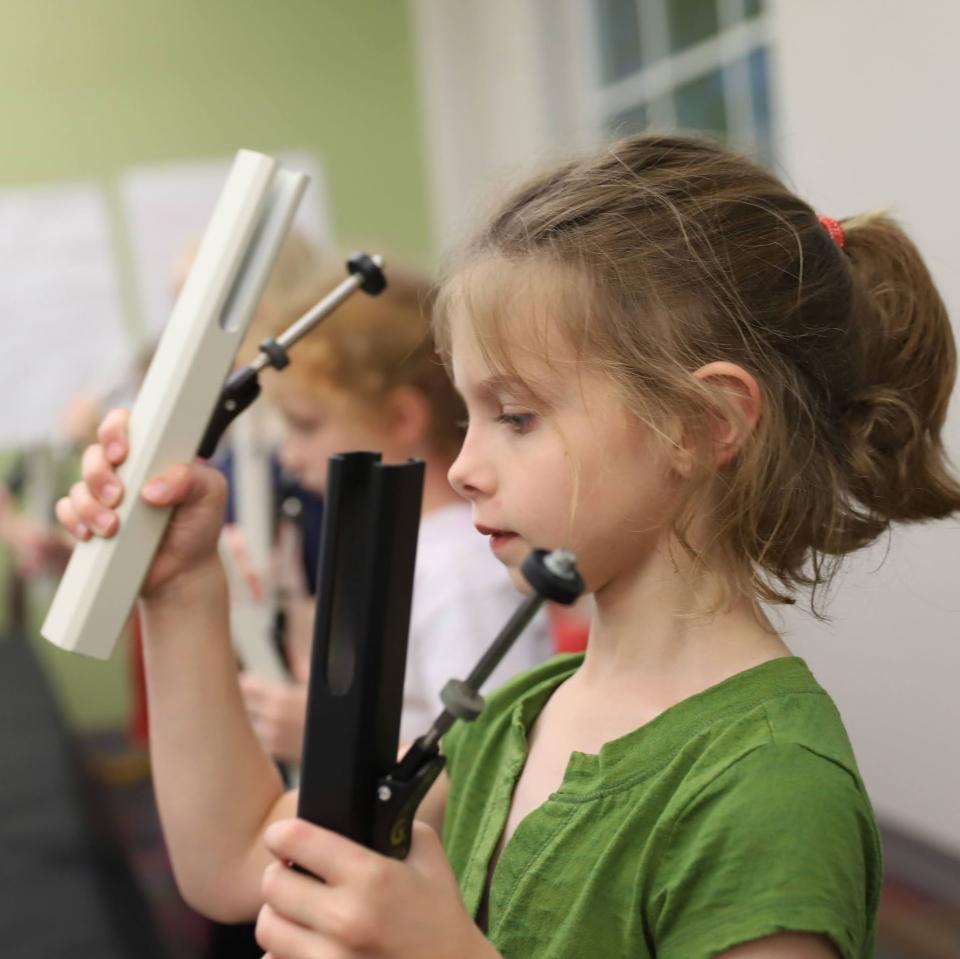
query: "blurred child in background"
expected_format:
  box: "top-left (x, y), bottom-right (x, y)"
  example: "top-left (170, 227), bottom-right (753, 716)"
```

top-left (236, 260), bottom-right (553, 759)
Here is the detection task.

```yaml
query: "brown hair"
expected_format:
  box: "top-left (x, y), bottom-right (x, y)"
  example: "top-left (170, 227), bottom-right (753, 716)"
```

top-left (268, 261), bottom-right (465, 461)
top-left (435, 134), bottom-right (960, 611)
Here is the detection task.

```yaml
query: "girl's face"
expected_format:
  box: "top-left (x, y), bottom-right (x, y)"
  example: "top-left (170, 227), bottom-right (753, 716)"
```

top-left (446, 274), bottom-right (679, 596)
top-left (274, 383), bottom-right (398, 496)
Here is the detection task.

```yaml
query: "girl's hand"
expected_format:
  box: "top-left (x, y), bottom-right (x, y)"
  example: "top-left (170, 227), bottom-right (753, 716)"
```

top-left (54, 408), bottom-right (228, 598)
top-left (3, 513), bottom-right (73, 576)
top-left (239, 674), bottom-right (307, 764)
top-left (256, 819), bottom-right (498, 959)
top-left (282, 594), bottom-right (315, 684)
top-left (222, 522), bottom-right (267, 602)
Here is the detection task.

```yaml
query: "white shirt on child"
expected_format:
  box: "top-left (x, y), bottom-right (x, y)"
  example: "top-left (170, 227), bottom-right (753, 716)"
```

top-left (400, 502), bottom-right (553, 745)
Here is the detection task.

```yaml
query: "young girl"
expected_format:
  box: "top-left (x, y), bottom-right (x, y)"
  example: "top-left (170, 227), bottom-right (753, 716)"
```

top-left (58, 134), bottom-right (960, 959)
top-left (232, 263), bottom-right (553, 757)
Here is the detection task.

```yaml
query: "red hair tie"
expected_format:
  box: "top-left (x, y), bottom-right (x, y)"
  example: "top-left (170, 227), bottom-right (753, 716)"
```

top-left (818, 214), bottom-right (846, 249)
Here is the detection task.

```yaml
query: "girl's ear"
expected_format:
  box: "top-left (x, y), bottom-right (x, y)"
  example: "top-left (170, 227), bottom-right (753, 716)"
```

top-left (686, 361), bottom-right (762, 469)
top-left (382, 385), bottom-right (432, 451)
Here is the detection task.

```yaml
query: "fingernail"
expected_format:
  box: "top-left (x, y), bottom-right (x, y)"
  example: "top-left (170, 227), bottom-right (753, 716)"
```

top-left (143, 480), bottom-right (167, 500)
top-left (107, 442), bottom-right (124, 461)
top-left (102, 482), bottom-right (120, 505)
top-left (94, 511), bottom-right (114, 534)
top-left (76, 522), bottom-right (90, 538)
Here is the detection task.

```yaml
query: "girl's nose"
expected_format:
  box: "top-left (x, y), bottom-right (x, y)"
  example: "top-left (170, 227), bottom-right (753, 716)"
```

top-left (447, 431), bottom-right (493, 500)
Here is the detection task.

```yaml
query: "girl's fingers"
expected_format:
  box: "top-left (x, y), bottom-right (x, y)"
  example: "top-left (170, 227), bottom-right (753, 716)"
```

top-left (240, 677), bottom-right (276, 718)
top-left (265, 819), bottom-right (374, 888)
top-left (224, 524), bottom-right (265, 600)
top-left (255, 903), bottom-right (342, 959)
top-left (140, 460), bottom-right (227, 514)
top-left (260, 862), bottom-right (362, 948)
top-left (81, 443), bottom-right (123, 508)
top-left (54, 495), bottom-right (92, 541)
top-left (239, 673), bottom-right (268, 698)
top-left (249, 718), bottom-right (269, 744)
top-left (259, 868), bottom-right (365, 955)
top-left (66, 480), bottom-right (117, 537)
top-left (249, 719), bottom-right (274, 753)
top-left (140, 462), bottom-right (193, 507)
top-left (260, 861), bottom-right (336, 932)
top-left (97, 408), bottom-right (131, 465)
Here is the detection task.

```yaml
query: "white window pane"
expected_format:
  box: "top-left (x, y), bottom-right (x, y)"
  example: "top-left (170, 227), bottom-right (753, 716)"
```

top-left (594, 0), bottom-right (644, 82)
top-left (667, 0), bottom-right (719, 54)
top-left (674, 68), bottom-right (728, 134)
top-left (748, 47), bottom-right (772, 149)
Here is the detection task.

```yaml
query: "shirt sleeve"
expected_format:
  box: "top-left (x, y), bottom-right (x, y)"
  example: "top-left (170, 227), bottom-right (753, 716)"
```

top-left (650, 741), bottom-right (881, 959)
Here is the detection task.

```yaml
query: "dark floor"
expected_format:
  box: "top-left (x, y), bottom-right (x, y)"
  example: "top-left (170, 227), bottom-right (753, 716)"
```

top-left (80, 735), bottom-right (262, 959)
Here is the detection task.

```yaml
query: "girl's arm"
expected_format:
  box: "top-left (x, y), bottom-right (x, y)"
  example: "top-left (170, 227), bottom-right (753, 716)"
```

top-left (718, 933), bottom-right (840, 958)
top-left (57, 410), bottom-right (451, 923)
top-left (138, 556), bottom-right (296, 920)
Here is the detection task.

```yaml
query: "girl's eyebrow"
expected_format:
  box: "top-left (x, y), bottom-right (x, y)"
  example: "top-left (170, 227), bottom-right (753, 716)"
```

top-left (475, 374), bottom-right (544, 403)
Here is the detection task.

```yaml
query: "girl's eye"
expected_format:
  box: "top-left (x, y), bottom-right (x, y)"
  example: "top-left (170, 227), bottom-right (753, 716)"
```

top-left (288, 417), bottom-right (324, 435)
top-left (495, 412), bottom-right (535, 434)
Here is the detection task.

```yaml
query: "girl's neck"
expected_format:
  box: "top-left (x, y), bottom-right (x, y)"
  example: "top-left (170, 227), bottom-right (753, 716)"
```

top-left (577, 543), bottom-right (791, 699)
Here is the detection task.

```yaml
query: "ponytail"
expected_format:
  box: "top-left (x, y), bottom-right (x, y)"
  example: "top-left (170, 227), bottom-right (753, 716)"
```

top-left (833, 213), bottom-right (960, 547)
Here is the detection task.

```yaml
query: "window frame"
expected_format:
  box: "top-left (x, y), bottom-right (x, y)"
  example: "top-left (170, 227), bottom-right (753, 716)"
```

top-left (573, 0), bottom-right (775, 152)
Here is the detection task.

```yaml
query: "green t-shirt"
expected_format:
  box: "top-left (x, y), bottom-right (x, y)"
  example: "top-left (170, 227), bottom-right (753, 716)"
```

top-left (442, 655), bottom-right (881, 959)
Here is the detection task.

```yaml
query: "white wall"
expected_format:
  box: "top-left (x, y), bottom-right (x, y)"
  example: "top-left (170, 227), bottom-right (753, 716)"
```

top-left (412, 0), bottom-right (595, 249)
top-left (770, 0), bottom-right (960, 855)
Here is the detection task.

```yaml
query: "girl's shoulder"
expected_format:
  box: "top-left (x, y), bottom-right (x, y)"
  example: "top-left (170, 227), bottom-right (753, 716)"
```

top-left (689, 657), bottom-right (866, 792)
top-left (643, 657), bottom-right (871, 820)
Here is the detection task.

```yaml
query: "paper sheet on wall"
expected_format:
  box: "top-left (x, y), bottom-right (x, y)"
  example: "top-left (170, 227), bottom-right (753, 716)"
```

top-left (0, 183), bottom-right (131, 448)
top-left (120, 150), bottom-right (333, 336)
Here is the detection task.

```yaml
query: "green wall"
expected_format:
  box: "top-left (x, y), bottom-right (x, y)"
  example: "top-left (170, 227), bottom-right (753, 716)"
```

top-left (0, 0), bottom-right (432, 730)
top-left (0, 0), bottom-right (431, 258)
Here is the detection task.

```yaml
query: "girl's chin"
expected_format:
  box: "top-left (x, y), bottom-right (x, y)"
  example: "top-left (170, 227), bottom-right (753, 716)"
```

top-left (506, 565), bottom-right (534, 595)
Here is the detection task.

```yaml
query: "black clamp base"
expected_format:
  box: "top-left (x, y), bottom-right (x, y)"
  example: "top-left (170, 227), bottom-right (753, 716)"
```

top-left (197, 366), bottom-right (261, 458)
top-left (373, 741), bottom-right (447, 859)
top-left (197, 252), bottom-right (386, 459)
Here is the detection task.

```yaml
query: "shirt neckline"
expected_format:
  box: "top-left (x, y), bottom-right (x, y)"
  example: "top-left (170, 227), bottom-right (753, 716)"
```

top-left (509, 655), bottom-right (820, 796)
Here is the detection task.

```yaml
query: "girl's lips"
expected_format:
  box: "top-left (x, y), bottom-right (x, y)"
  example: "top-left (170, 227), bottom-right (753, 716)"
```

top-left (475, 523), bottom-right (512, 536)
top-left (475, 524), bottom-right (518, 553)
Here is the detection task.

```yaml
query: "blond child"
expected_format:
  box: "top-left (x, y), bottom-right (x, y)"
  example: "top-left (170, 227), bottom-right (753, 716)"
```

top-left (58, 134), bottom-right (960, 958)
top-left (234, 263), bottom-right (553, 757)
